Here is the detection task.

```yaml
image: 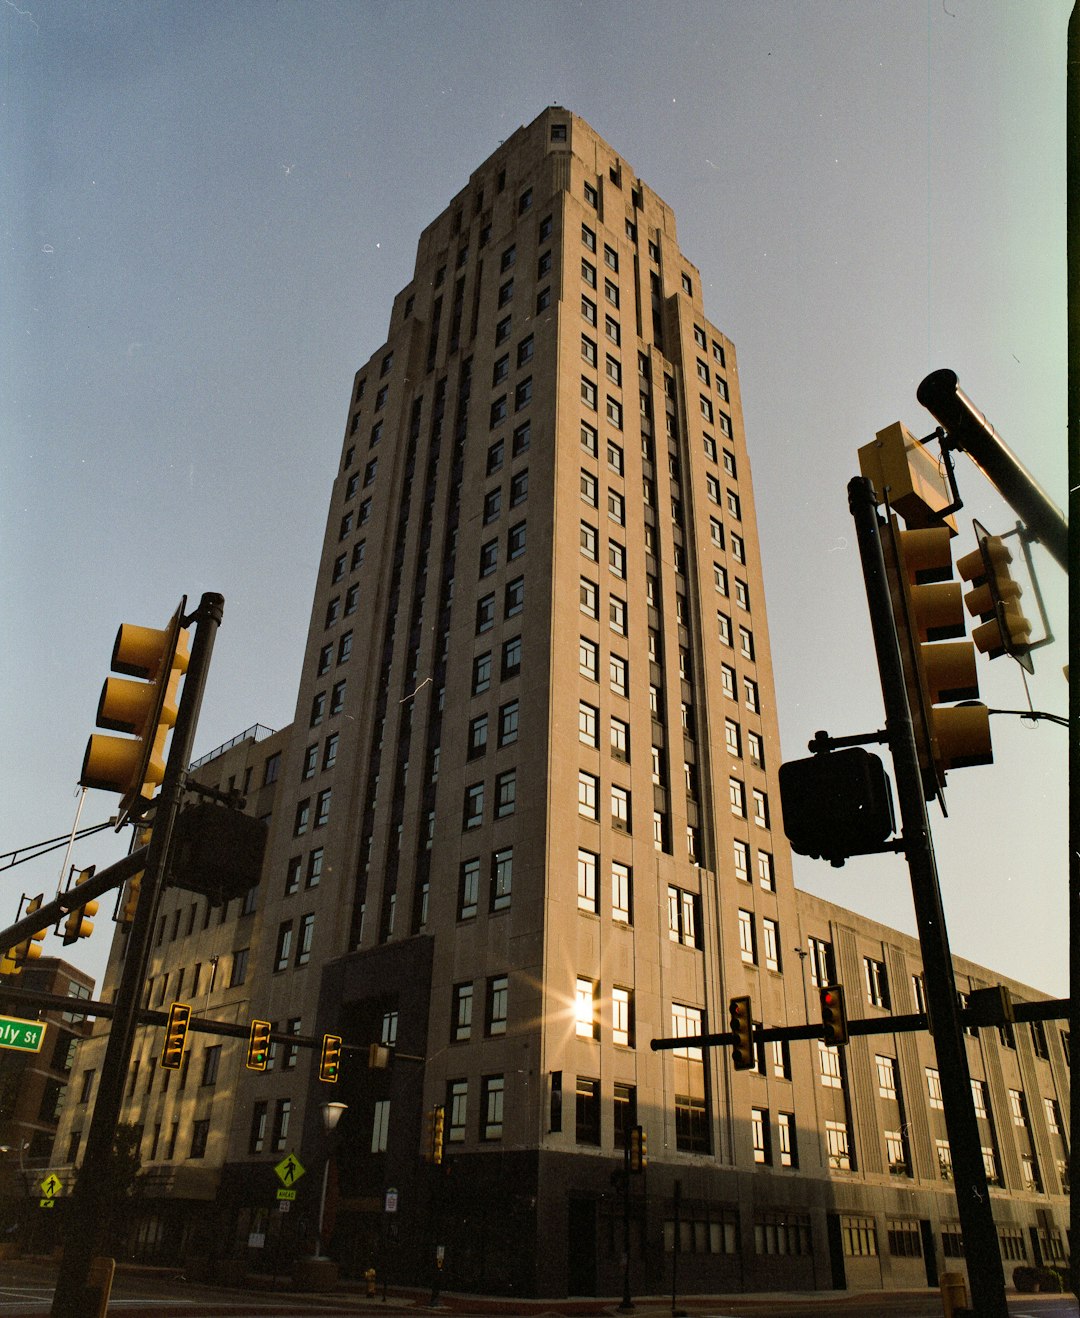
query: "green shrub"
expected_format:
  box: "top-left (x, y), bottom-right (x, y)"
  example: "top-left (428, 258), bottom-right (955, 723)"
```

top-left (1012, 1265), bottom-right (1036, 1291)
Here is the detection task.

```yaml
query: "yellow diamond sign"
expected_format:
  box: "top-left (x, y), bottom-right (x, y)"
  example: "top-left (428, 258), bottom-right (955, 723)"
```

top-left (274, 1154), bottom-right (305, 1186)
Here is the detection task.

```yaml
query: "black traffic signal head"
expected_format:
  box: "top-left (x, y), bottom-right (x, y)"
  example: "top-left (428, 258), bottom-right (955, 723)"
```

top-left (778, 748), bottom-right (894, 866)
top-left (820, 984), bottom-right (849, 1047)
top-left (629, 1125), bottom-right (647, 1172)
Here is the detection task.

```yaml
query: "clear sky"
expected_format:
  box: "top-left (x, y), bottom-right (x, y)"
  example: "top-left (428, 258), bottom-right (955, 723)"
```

top-left (2, 0), bottom-right (1069, 999)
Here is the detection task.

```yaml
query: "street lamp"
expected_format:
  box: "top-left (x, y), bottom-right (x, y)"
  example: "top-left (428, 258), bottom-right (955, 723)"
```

top-left (314, 1102), bottom-right (347, 1262)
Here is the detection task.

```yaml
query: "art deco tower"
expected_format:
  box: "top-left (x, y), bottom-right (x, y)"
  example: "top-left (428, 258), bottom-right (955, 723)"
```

top-left (254, 105), bottom-right (804, 1292)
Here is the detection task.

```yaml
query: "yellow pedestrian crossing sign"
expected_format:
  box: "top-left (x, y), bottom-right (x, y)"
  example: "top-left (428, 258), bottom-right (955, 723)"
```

top-left (274, 1153), bottom-right (305, 1186)
top-left (40, 1173), bottom-right (62, 1199)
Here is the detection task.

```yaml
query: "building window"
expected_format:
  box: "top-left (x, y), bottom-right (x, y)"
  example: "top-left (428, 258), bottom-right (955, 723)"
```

top-left (876, 1054), bottom-right (898, 1100)
top-left (733, 839), bottom-right (749, 882)
top-left (864, 957), bottom-right (890, 1008)
top-left (487, 975), bottom-right (508, 1036)
top-left (453, 982), bottom-right (473, 1042)
top-left (498, 699), bottom-right (519, 746)
top-left (576, 1076), bottom-right (601, 1144)
top-left (492, 847), bottom-right (513, 911)
top-left (579, 637), bottom-right (599, 681)
top-left (295, 913), bottom-right (314, 966)
top-left (762, 918), bottom-right (780, 972)
top-left (667, 886), bottom-right (701, 948)
top-left (472, 652), bottom-right (492, 695)
top-left (274, 922), bottom-right (293, 972)
top-left (495, 769), bottom-right (516, 818)
top-left (611, 784), bottom-right (631, 831)
top-left (249, 1101), bottom-right (268, 1155)
top-left (501, 634), bottom-right (522, 678)
top-left (459, 858), bottom-right (480, 920)
top-left (504, 576), bottom-right (525, 617)
top-left (579, 702), bottom-right (598, 747)
top-left (612, 861), bottom-right (632, 924)
top-left (468, 713), bottom-right (489, 759)
top-left (819, 1042), bottom-right (842, 1089)
top-left (575, 976), bottom-right (599, 1040)
top-left (442, 1081), bottom-right (467, 1145)
top-left (609, 653), bottom-right (628, 697)
top-left (272, 1099), bottom-right (292, 1152)
top-left (577, 848), bottom-right (598, 913)
top-left (927, 1068), bottom-right (944, 1109)
top-left (481, 1074), bottom-right (505, 1140)
top-left (578, 771), bottom-right (598, 820)
top-left (580, 576), bottom-right (598, 618)
top-left (463, 783), bottom-right (484, 829)
top-left (751, 1107), bottom-right (771, 1164)
top-left (827, 1122), bottom-right (853, 1172)
top-left (738, 908), bottom-right (756, 964)
top-left (610, 714), bottom-right (628, 760)
top-left (613, 987), bottom-right (633, 1047)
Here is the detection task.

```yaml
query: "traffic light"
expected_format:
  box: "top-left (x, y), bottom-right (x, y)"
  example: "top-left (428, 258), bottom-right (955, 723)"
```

top-left (956, 521), bottom-right (1032, 672)
top-left (319, 1033), bottom-right (342, 1083)
top-left (820, 984), bottom-right (849, 1047)
top-left (246, 1019), bottom-right (272, 1072)
top-left (81, 606), bottom-right (190, 819)
top-left (121, 827), bottom-right (153, 925)
top-left (629, 1124), bottom-right (647, 1173)
top-left (779, 748), bottom-right (894, 865)
top-left (729, 995), bottom-right (755, 1071)
top-left (62, 868), bottom-right (98, 945)
top-left (881, 516), bottom-right (992, 798)
top-left (160, 1001), bottom-right (191, 1070)
top-left (425, 1104), bottom-right (445, 1164)
top-left (11, 895), bottom-right (47, 970)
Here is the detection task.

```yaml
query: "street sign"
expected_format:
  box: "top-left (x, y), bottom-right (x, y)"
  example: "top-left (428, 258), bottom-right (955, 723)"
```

top-left (39, 1199), bottom-right (55, 1210)
top-left (276, 1188), bottom-right (296, 1201)
top-left (385, 1187), bottom-right (399, 1213)
top-left (274, 1154), bottom-right (305, 1186)
top-left (40, 1174), bottom-right (62, 1199)
top-left (278, 1200), bottom-right (290, 1213)
top-left (0, 1016), bottom-right (46, 1053)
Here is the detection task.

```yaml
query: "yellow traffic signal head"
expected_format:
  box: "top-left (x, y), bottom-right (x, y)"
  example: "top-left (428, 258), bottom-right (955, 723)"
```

top-left (957, 522), bottom-right (1033, 671)
top-left (80, 605), bottom-right (190, 819)
top-left (319, 1033), bottom-right (342, 1083)
top-left (160, 1001), bottom-right (191, 1070)
top-left (820, 984), bottom-right (849, 1047)
top-left (728, 994), bottom-right (755, 1071)
top-left (883, 517), bottom-right (992, 797)
top-left (247, 1019), bottom-right (272, 1072)
top-left (62, 868), bottom-right (98, 945)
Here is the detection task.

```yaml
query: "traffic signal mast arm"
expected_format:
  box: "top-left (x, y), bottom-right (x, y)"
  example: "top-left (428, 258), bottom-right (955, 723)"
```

top-left (647, 995), bottom-right (1069, 1052)
top-left (917, 370), bottom-right (1068, 572)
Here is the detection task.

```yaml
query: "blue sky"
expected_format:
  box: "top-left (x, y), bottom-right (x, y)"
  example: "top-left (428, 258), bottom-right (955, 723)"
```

top-left (2, 0), bottom-right (1069, 997)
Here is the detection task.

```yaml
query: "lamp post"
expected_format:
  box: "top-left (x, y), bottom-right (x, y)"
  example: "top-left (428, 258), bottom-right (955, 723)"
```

top-left (314, 1102), bottom-right (347, 1262)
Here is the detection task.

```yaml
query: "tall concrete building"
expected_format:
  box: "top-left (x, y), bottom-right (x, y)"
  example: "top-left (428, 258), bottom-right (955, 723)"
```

top-left (51, 108), bottom-right (1069, 1298)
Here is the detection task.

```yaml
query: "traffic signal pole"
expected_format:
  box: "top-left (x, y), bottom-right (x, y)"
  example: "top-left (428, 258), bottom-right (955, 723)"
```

top-left (849, 478), bottom-right (1006, 1318)
top-left (50, 593), bottom-right (224, 1318)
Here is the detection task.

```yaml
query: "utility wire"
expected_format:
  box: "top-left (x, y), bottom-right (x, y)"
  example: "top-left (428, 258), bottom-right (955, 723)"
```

top-left (1, 821), bottom-right (118, 873)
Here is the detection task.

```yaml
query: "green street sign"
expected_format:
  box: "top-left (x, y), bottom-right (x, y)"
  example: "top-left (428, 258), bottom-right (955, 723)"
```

top-left (0, 1016), bottom-right (46, 1053)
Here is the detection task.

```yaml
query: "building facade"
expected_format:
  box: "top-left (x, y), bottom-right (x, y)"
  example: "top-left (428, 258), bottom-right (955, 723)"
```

top-left (0, 957), bottom-right (93, 1251)
top-left (50, 108), bottom-right (1069, 1296)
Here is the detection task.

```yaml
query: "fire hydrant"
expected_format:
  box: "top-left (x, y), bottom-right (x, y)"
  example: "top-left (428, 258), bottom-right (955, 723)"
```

top-left (364, 1266), bottom-right (377, 1298)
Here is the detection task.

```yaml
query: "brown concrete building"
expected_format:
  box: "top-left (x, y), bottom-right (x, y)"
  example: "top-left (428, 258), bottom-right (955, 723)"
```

top-left (51, 108), bottom-right (1068, 1297)
top-left (0, 957), bottom-right (93, 1248)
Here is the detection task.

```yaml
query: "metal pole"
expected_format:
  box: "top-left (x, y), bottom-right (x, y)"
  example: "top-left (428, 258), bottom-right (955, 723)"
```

top-left (849, 477), bottom-right (1007, 1318)
top-left (618, 1136), bottom-right (633, 1311)
top-left (50, 593), bottom-right (224, 1317)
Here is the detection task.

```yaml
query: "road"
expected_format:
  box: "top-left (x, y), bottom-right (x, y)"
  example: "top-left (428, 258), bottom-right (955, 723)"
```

top-left (0, 1261), bottom-right (1076, 1318)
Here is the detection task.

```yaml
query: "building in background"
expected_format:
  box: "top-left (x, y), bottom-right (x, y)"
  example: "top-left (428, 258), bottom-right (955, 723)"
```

top-left (50, 108), bottom-right (1069, 1297)
top-left (0, 957), bottom-right (93, 1252)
